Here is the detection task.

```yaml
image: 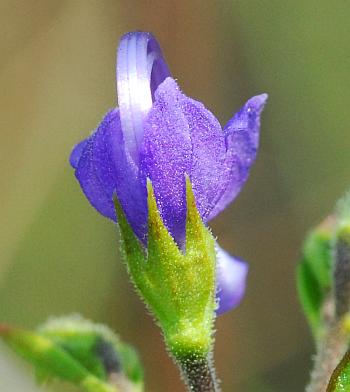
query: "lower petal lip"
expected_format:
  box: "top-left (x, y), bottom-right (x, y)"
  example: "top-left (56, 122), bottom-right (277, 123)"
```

top-left (216, 246), bottom-right (249, 314)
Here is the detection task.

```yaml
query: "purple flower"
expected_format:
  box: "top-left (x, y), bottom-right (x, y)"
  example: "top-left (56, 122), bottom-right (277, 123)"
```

top-left (216, 247), bottom-right (249, 314)
top-left (70, 32), bottom-right (267, 314)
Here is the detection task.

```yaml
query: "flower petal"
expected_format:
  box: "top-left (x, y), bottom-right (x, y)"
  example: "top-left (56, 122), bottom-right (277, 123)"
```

top-left (140, 78), bottom-right (192, 245)
top-left (208, 94), bottom-right (268, 220)
top-left (117, 32), bottom-right (171, 164)
top-left (181, 96), bottom-right (227, 221)
top-left (216, 246), bottom-right (248, 315)
top-left (72, 109), bottom-right (148, 242)
top-left (69, 138), bottom-right (89, 169)
top-left (140, 77), bottom-right (232, 244)
top-left (111, 124), bottom-right (148, 243)
top-left (73, 110), bottom-right (119, 221)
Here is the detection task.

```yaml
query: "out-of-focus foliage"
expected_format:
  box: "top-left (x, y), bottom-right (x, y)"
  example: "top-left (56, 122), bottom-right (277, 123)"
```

top-left (297, 221), bottom-right (333, 338)
top-left (0, 315), bottom-right (143, 392)
top-left (1, 1), bottom-right (350, 391)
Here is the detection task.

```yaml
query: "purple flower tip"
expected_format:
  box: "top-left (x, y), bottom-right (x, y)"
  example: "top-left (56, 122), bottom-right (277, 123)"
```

top-left (216, 246), bottom-right (249, 315)
top-left (70, 139), bottom-right (89, 169)
top-left (248, 93), bottom-right (268, 108)
top-left (70, 31), bottom-right (267, 314)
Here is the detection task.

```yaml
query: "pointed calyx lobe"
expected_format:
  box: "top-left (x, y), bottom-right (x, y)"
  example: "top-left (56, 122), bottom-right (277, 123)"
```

top-left (115, 179), bottom-right (217, 358)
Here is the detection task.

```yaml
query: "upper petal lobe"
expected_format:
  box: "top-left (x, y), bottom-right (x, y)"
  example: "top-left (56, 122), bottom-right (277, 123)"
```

top-left (140, 78), bottom-right (230, 244)
top-left (181, 96), bottom-right (227, 222)
top-left (140, 78), bottom-right (193, 245)
top-left (208, 94), bottom-right (268, 220)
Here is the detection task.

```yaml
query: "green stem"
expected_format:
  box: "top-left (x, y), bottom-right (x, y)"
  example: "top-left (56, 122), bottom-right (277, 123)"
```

top-left (177, 353), bottom-right (220, 392)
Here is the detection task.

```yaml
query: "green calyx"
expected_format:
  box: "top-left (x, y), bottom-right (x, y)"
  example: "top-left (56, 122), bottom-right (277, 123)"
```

top-left (115, 177), bottom-right (217, 359)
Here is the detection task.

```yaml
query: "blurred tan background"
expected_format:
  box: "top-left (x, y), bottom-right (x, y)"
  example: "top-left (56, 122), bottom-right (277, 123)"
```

top-left (1, 1), bottom-right (350, 391)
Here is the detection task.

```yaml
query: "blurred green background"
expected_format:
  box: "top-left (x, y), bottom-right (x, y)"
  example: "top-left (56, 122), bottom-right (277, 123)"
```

top-left (1, 1), bottom-right (349, 391)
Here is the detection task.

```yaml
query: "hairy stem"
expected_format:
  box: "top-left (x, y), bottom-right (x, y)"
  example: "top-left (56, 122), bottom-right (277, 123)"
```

top-left (306, 322), bottom-right (349, 392)
top-left (177, 353), bottom-right (220, 392)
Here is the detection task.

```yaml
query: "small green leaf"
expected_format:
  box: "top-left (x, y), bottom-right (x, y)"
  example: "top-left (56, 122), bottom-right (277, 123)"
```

top-left (297, 218), bottom-right (334, 339)
top-left (297, 259), bottom-right (324, 337)
top-left (39, 315), bottom-right (144, 387)
top-left (303, 221), bottom-right (333, 289)
top-left (327, 350), bottom-right (350, 391)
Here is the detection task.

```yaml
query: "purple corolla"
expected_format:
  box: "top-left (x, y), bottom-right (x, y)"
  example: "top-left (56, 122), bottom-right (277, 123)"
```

top-left (70, 32), bottom-right (267, 315)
